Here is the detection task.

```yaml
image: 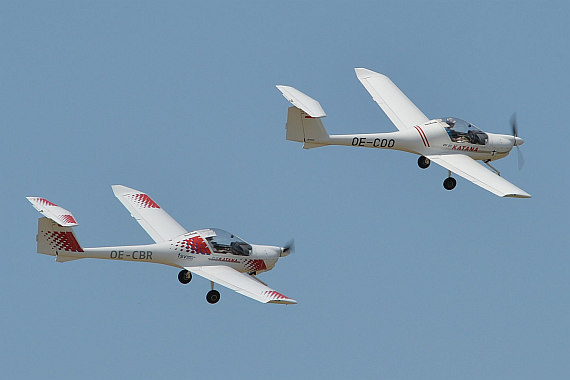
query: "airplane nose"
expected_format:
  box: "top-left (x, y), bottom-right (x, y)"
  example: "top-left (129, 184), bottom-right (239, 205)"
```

top-left (515, 136), bottom-right (524, 146)
top-left (280, 240), bottom-right (294, 257)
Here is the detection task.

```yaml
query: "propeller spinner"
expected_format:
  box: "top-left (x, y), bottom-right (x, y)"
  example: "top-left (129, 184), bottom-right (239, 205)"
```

top-left (280, 240), bottom-right (295, 257)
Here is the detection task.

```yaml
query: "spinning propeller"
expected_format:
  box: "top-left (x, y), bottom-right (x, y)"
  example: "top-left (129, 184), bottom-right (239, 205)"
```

top-left (281, 240), bottom-right (295, 257)
top-left (510, 113), bottom-right (525, 170)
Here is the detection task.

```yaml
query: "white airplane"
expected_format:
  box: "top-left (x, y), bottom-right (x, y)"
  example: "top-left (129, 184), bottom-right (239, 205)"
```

top-left (277, 68), bottom-right (531, 198)
top-left (26, 185), bottom-right (296, 305)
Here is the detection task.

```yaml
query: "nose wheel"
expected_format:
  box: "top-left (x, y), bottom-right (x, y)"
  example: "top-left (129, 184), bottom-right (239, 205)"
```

top-left (418, 156), bottom-right (431, 169)
top-left (443, 177), bottom-right (456, 190)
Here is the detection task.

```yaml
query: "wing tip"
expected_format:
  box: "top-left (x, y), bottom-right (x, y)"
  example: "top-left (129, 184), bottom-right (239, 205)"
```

top-left (111, 184), bottom-right (133, 195)
top-left (354, 67), bottom-right (385, 79)
top-left (264, 290), bottom-right (297, 304)
top-left (268, 298), bottom-right (297, 305)
top-left (504, 193), bottom-right (532, 199)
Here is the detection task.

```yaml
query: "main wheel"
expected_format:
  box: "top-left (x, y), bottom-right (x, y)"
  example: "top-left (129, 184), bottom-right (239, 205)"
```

top-left (418, 156), bottom-right (430, 169)
top-left (178, 269), bottom-right (192, 284)
top-left (206, 290), bottom-right (221, 304)
top-left (443, 177), bottom-right (456, 190)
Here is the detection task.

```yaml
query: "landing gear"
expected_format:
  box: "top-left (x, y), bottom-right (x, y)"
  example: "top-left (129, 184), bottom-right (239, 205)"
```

top-left (484, 160), bottom-right (501, 176)
top-left (206, 281), bottom-right (220, 304)
top-left (206, 290), bottom-right (221, 304)
top-left (418, 155), bottom-right (430, 169)
top-left (178, 269), bottom-right (192, 284)
top-left (177, 271), bottom-right (221, 303)
top-left (443, 177), bottom-right (456, 190)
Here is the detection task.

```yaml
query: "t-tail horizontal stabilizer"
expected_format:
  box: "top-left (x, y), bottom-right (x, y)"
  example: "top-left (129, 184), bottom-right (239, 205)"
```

top-left (26, 197), bottom-right (78, 226)
top-left (276, 85), bottom-right (326, 118)
top-left (276, 85), bottom-right (330, 148)
top-left (27, 197), bottom-right (83, 261)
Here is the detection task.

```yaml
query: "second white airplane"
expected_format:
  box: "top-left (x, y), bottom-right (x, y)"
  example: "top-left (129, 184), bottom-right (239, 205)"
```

top-left (277, 68), bottom-right (530, 198)
top-left (27, 185), bottom-right (296, 305)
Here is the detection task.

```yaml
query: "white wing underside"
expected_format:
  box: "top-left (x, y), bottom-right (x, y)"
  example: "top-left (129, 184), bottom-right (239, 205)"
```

top-left (188, 265), bottom-right (297, 304)
top-left (355, 68), bottom-right (429, 130)
top-left (112, 185), bottom-right (187, 243)
top-left (427, 154), bottom-right (531, 198)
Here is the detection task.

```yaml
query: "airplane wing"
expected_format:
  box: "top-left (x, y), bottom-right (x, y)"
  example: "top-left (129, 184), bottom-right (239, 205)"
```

top-left (188, 265), bottom-right (297, 304)
top-left (112, 185), bottom-right (187, 243)
top-left (426, 154), bottom-right (531, 198)
top-left (355, 68), bottom-right (429, 131)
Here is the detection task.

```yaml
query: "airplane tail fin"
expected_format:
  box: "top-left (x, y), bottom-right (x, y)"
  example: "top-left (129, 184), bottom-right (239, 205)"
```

top-left (36, 218), bottom-right (83, 261)
top-left (276, 85), bottom-right (330, 149)
top-left (27, 197), bottom-right (83, 262)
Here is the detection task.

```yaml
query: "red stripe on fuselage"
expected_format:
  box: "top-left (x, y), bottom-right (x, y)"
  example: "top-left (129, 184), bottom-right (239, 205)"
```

top-left (415, 126), bottom-right (430, 147)
top-left (414, 126), bottom-right (427, 147)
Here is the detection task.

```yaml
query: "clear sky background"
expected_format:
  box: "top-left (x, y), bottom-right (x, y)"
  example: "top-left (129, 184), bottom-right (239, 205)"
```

top-left (3, 1), bottom-right (569, 379)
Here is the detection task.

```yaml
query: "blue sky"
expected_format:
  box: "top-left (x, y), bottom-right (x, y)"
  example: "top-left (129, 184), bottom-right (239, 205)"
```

top-left (3, 1), bottom-right (569, 379)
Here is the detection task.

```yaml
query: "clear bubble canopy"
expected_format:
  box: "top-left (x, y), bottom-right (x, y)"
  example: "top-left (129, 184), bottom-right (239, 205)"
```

top-left (441, 117), bottom-right (488, 145)
top-left (200, 228), bottom-right (252, 256)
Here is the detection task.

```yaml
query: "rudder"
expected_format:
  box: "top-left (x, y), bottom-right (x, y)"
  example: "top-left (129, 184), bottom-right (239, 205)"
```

top-left (285, 107), bottom-right (329, 148)
top-left (36, 217), bottom-right (83, 261)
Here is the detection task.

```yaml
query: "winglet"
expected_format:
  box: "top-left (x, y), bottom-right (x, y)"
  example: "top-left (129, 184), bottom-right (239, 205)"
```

top-left (26, 197), bottom-right (78, 227)
top-left (276, 85), bottom-right (326, 118)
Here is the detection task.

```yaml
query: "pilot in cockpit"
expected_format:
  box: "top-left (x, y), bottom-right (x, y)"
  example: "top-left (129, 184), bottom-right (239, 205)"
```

top-left (445, 117), bottom-right (471, 143)
top-left (446, 118), bottom-right (461, 141)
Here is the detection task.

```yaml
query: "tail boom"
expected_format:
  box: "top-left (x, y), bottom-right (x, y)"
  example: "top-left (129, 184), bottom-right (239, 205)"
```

top-left (36, 217), bottom-right (166, 264)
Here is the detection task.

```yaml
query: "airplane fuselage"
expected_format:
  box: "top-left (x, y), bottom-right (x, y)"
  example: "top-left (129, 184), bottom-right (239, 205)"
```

top-left (315, 119), bottom-right (516, 162)
top-left (54, 230), bottom-right (281, 275)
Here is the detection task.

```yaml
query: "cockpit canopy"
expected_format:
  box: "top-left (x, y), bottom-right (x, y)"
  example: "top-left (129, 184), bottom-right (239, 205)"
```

top-left (202, 228), bottom-right (252, 256)
top-left (442, 117), bottom-right (488, 145)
